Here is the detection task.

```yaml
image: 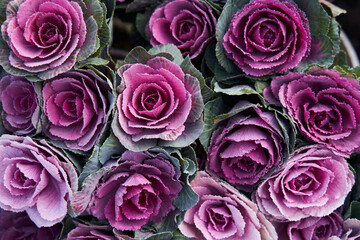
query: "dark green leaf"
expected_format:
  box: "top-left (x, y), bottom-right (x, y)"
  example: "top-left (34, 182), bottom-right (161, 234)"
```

top-left (77, 16), bottom-right (100, 61)
top-left (98, 132), bottom-right (126, 165)
top-left (124, 46), bottom-right (152, 64)
top-left (100, 0), bottom-right (116, 19)
top-left (171, 230), bottom-right (190, 240)
top-left (180, 57), bottom-right (214, 103)
top-left (345, 201), bottom-right (360, 220)
top-left (75, 57), bottom-right (110, 69)
top-left (201, 0), bottom-right (226, 15)
top-left (57, 217), bottom-right (76, 240)
top-left (0, 0), bottom-right (12, 22)
top-left (215, 0), bottom-right (249, 73)
top-left (200, 97), bottom-right (224, 149)
top-left (149, 44), bottom-right (184, 65)
top-left (78, 145), bottom-right (102, 186)
top-left (294, 0), bottom-right (340, 68)
top-left (136, 11), bottom-right (152, 40)
top-left (332, 65), bottom-right (360, 79)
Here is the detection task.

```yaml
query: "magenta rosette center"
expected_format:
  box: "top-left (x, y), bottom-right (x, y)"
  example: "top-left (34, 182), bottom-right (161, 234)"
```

top-left (208, 100), bottom-right (291, 191)
top-left (222, 0), bottom-right (310, 76)
top-left (255, 145), bottom-right (354, 222)
top-left (0, 75), bottom-right (39, 135)
top-left (0, 134), bottom-right (77, 227)
top-left (42, 69), bottom-right (112, 151)
top-left (264, 68), bottom-right (360, 154)
top-left (87, 151), bottom-right (183, 231)
top-left (113, 55), bottom-right (204, 151)
top-left (179, 171), bottom-right (277, 240)
top-left (148, 0), bottom-right (216, 58)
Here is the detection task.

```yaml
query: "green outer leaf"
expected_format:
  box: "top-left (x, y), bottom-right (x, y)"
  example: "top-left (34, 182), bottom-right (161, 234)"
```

top-left (184, 74), bottom-right (204, 122)
top-left (98, 132), bottom-right (127, 165)
top-left (180, 56), bottom-right (214, 103)
top-left (171, 147), bottom-right (198, 211)
top-left (171, 230), bottom-right (190, 240)
top-left (111, 111), bottom-right (157, 152)
top-left (149, 44), bottom-right (184, 66)
top-left (201, 0), bottom-right (226, 15)
top-left (294, 0), bottom-right (340, 68)
top-left (273, 108), bottom-right (297, 158)
top-left (78, 145), bottom-right (103, 187)
top-left (215, 0), bottom-right (249, 73)
top-left (137, 231), bottom-right (173, 240)
top-left (91, 2), bottom-right (111, 57)
top-left (124, 46), bottom-right (152, 64)
top-left (75, 57), bottom-right (109, 69)
top-left (136, 11), bottom-right (152, 40)
top-left (100, 0), bottom-right (116, 20)
top-left (199, 97), bottom-right (224, 149)
top-left (345, 201), bottom-right (360, 220)
top-left (294, 0), bottom-right (329, 37)
top-left (81, 0), bottom-right (105, 28)
top-left (0, 0), bottom-right (12, 22)
top-left (159, 118), bottom-right (204, 148)
top-left (57, 217), bottom-right (77, 240)
top-left (0, 38), bottom-right (31, 78)
top-left (149, 210), bottom-right (185, 233)
top-left (214, 82), bottom-right (259, 96)
top-left (71, 161), bottom-right (116, 214)
top-left (77, 16), bottom-right (100, 61)
top-left (333, 65), bottom-right (360, 79)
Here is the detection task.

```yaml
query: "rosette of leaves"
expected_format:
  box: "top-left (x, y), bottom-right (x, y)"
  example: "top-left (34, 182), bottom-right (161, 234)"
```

top-left (71, 146), bottom-right (199, 239)
top-left (111, 44), bottom-right (212, 152)
top-left (200, 84), bottom-right (296, 191)
top-left (0, 0), bottom-right (112, 81)
top-left (212, 0), bottom-right (340, 84)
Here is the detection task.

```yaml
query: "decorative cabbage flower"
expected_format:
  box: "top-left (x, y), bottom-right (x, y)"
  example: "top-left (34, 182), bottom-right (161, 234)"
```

top-left (330, 218), bottom-right (360, 240)
top-left (179, 171), bottom-right (277, 240)
top-left (264, 67), bottom-right (360, 154)
top-left (0, 0), bottom-right (106, 80)
top-left (112, 48), bottom-right (204, 151)
top-left (0, 209), bottom-right (61, 240)
top-left (0, 75), bottom-right (40, 135)
top-left (208, 100), bottom-right (294, 192)
top-left (0, 134), bottom-right (78, 227)
top-left (148, 0), bottom-right (217, 59)
top-left (221, 0), bottom-right (310, 76)
top-left (74, 150), bottom-right (183, 231)
top-left (275, 211), bottom-right (344, 240)
top-left (42, 69), bottom-right (113, 151)
top-left (255, 145), bottom-right (354, 222)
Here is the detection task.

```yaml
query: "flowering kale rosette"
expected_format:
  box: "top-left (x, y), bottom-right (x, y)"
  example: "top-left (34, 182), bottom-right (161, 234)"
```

top-left (73, 150), bottom-right (185, 231)
top-left (42, 69), bottom-right (113, 151)
top-left (274, 211), bottom-right (344, 240)
top-left (207, 99), bottom-right (295, 192)
top-left (179, 171), bottom-right (278, 240)
top-left (0, 209), bottom-right (61, 240)
top-left (147, 0), bottom-right (217, 59)
top-left (0, 0), bottom-right (358, 238)
top-left (0, 134), bottom-right (78, 227)
top-left (255, 145), bottom-right (354, 222)
top-left (330, 218), bottom-right (360, 240)
top-left (0, 75), bottom-right (40, 135)
top-left (217, 0), bottom-right (310, 76)
top-left (112, 47), bottom-right (204, 151)
top-left (0, 0), bottom-right (107, 80)
top-left (264, 67), bottom-right (360, 154)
